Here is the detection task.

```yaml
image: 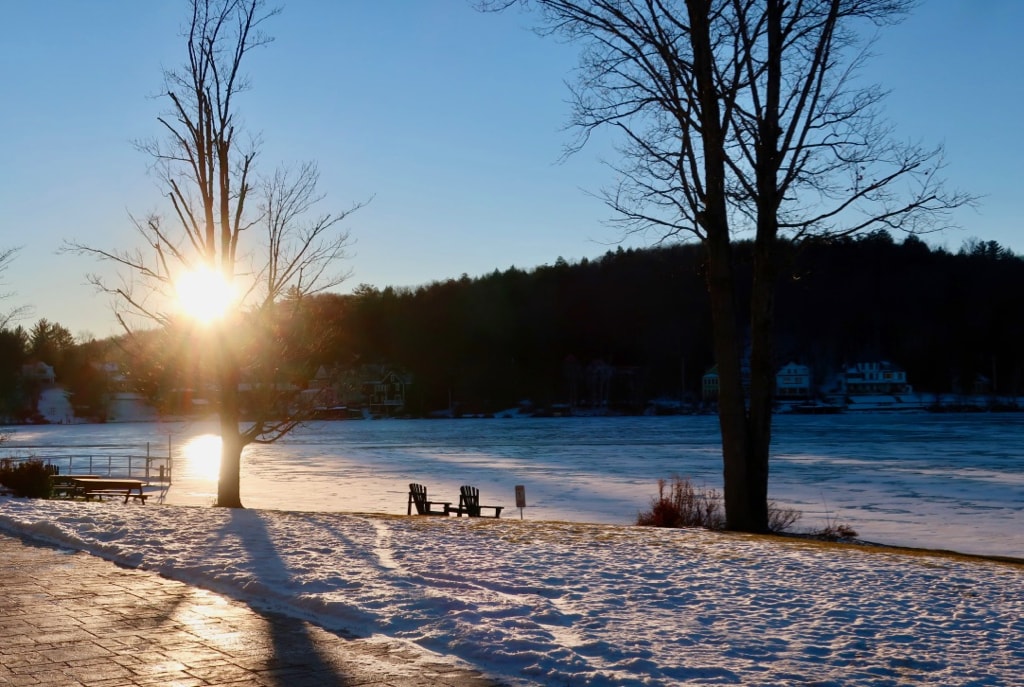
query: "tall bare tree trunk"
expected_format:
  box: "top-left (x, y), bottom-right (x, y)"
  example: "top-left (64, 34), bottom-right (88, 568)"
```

top-left (740, 0), bottom-right (786, 533)
top-left (688, 0), bottom-right (761, 532)
top-left (706, 234), bottom-right (757, 530)
top-left (216, 338), bottom-right (243, 508)
top-left (746, 239), bottom-right (775, 532)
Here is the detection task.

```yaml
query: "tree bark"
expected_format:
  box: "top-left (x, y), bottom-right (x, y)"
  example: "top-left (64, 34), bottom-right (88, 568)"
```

top-left (216, 338), bottom-right (244, 508)
top-left (740, 0), bottom-right (786, 533)
top-left (745, 237), bottom-right (775, 532)
top-left (705, 233), bottom-right (756, 531)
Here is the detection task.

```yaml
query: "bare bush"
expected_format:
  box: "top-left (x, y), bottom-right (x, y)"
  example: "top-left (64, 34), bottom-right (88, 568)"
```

top-left (814, 523), bottom-right (859, 542)
top-left (638, 476), bottom-right (802, 533)
top-left (767, 502), bottom-right (802, 533)
top-left (636, 476), bottom-right (725, 530)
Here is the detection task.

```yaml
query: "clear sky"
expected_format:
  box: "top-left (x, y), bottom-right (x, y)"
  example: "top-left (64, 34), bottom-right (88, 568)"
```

top-left (1, 0), bottom-right (1020, 339)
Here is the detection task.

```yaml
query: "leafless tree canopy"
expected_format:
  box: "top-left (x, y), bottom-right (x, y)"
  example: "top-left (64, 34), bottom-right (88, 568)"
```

top-left (488, 0), bottom-right (971, 532)
top-left (501, 0), bottom-right (967, 244)
top-left (66, 0), bottom-right (362, 330)
top-left (0, 246), bottom-right (30, 330)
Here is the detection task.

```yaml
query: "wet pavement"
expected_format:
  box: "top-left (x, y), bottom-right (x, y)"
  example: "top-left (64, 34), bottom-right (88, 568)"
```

top-left (0, 532), bottom-right (506, 686)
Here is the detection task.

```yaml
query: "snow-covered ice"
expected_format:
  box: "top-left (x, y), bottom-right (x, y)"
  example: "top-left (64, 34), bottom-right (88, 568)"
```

top-left (5, 414), bottom-right (1022, 557)
top-left (0, 497), bottom-right (1021, 686)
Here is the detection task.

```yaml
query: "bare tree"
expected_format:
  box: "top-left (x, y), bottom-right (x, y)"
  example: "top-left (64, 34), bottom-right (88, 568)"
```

top-left (0, 246), bottom-right (27, 439)
top-left (65, 0), bottom-right (364, 508)
top-left (490, 0), bottom-right (971, 531)
top-left (0, 246), bottom-right (29, 330)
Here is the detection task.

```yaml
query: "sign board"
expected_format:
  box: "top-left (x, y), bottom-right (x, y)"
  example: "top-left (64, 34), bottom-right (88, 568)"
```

top-left (515, 485), bottom-right (526, 508)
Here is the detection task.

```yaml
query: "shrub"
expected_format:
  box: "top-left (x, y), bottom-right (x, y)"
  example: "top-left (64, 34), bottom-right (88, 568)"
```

top-left (0, 458), bottom-right (55, 498)
top-left (637, 476), bottom-right (726, 529)
top-left (767, 501), bottom-right (802, 533)
top-left (637, 476), bottom-right (803, 533)
top-left (813, 522), bottom-right (859, 541)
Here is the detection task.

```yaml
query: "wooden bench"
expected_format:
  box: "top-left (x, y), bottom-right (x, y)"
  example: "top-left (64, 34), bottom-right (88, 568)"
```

top-left (455, 485), bottom-right (503, 518)
top-left (85, 490), bottom-right (150, 504)
top-left (407, 483), bottom-right (452, 516)
top-left (72, 478), bottom-right (149, 505)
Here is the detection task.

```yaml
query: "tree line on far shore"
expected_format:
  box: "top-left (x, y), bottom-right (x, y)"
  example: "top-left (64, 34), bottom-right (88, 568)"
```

top-left (1, 230), bottom-right (1021, 421)
top-left (328, 231), bottom-right (1023, 415)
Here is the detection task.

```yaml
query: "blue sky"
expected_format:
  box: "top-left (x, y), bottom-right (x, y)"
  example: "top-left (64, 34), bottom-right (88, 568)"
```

top-left (1, 1), bottom-right (1020, 339)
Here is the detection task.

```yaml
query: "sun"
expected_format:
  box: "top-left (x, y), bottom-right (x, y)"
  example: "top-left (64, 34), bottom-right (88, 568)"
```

top-left (180, 433), bottom-right (222, 481)
top-left (175, 265), bottom-right (235, 323)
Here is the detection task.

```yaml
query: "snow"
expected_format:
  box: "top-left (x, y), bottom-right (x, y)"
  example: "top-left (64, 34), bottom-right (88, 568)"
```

top-left (2, 414), bottom-right (1023, 684)
top-left (0, 497), bottom-right (1021, 686)
top-left (37, 387), bottom-right (73, 424)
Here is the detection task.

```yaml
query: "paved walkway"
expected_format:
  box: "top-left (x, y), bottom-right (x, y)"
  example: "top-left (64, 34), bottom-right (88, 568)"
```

top-left (0, 532), bottom-right (506, 687)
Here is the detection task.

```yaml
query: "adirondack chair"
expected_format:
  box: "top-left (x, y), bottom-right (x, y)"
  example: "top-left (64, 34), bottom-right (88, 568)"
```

top-left (407, 483), bottom-right (452, 516)
top-left (455, 485), bottom-right (503, 518)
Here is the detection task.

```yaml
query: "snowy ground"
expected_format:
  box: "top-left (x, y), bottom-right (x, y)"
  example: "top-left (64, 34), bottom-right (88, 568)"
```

top-left (1, 497), bottom-right (1021, 686)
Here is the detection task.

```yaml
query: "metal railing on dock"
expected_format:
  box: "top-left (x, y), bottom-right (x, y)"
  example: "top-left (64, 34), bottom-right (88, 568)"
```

top-left (5, 443), bottom-right (173, 484)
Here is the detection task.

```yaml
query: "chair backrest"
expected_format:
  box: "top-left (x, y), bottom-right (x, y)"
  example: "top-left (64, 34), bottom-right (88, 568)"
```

top-left (459, 485), bottom-right (481, 517)
top-left (408, 483), bottom-right (429, 515)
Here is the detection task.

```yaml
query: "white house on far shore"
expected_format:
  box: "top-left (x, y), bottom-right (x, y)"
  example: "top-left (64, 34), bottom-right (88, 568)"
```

top-left (775, 362), bottom-right (812, 399)
top-left (21, 361), bottom-right (56, 385)
top-left (838, 361), bottom-right (911, 395)
top-left (702, 360), bottom-right (909, 402)
top-left (701, 361), bottom-right (811, 401)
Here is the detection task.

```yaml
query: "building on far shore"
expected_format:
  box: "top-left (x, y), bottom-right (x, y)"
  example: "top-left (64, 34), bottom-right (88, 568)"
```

top-left (837, 361), bottom-right (911, 395)
top-left (775, 362), bottom-right (812, 399)
top-left (702, 359), bottom-right (910, 404)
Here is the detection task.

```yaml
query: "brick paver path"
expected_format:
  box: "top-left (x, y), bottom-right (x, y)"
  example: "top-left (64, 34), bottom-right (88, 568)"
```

top-left (0, 532), bottom-right (505, 686)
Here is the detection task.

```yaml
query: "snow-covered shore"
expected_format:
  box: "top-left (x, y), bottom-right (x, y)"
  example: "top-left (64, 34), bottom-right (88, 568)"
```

top-left (1, 497), bottom-right (1020, 686)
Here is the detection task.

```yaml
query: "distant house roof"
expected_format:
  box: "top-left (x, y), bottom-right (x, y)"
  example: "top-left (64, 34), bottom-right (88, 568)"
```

top-left (21, 361), bottom-right (56, 383)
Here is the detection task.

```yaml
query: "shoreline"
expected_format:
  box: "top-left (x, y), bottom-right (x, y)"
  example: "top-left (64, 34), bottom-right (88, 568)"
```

top-left (6, 491), bottom-right (1021, 568)
top-left (3, 413), bottom-right (1021, 560)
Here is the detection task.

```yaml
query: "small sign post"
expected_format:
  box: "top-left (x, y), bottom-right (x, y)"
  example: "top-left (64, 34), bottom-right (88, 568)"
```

top-left (514, 485), bottom-right (526, 520)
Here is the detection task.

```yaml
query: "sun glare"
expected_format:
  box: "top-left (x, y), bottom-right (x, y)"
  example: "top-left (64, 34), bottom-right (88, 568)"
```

top-left (175, 266), bottom-right (235, 323)
top-left (181, 434), bottom-right (222, 482)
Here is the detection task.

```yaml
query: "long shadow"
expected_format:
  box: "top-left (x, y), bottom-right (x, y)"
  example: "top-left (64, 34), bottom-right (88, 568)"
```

top-left (217, 509), bottom-right (354, 685)
top-left (4, 520), bottom-right (478, 685)
top-left (212, 510), bottom-right (508, 686)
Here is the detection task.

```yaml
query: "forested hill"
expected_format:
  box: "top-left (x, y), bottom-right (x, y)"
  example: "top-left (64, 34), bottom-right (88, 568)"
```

top-left (285, 230), bottom-right (1023, 415)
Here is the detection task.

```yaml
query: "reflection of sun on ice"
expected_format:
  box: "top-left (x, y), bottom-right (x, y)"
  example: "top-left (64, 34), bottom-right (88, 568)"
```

top-left (175, 265), bottom-right (235, 323)
top-left (181, 434), bottom-right (222, 481)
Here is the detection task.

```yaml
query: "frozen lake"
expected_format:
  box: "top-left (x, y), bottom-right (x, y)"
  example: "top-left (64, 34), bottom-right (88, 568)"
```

top-left (3, 413), bottom-right (1022, 558)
